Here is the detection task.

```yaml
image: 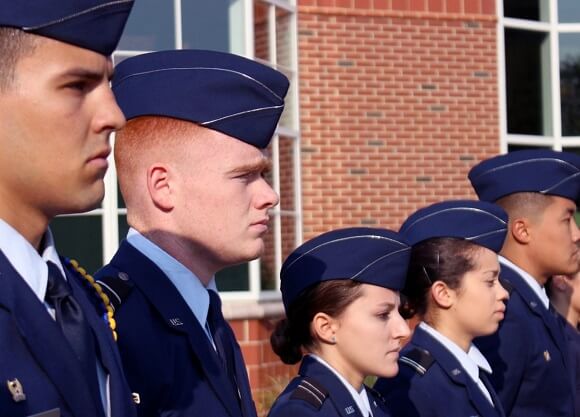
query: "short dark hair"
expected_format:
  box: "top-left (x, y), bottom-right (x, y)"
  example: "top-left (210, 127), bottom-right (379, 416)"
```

top-left (401, 237), bottom-right (480, 318)
top-left (495, 192), bottom-right (554, 223)
top-left (0, 27), bottom-right (38, 91)
top-left (270, 280), bottom-right (363, 365)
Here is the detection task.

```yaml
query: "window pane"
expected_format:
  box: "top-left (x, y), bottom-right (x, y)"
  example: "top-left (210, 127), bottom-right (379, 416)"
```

top-left (560, 34), bottom-right (580, 136)
top-left (507, 144), bottom-right (550, 152)
top-left (216, 264), bottom-right (250, 291)
top-left (505, 29), bottom-right (552, 135)
top-left (504, 0), bottom-right (549, 21)
top-left (117, 0), bottom-right (175, 50)
top-left (118, 215), bottom-right (130, 242)
top-left (259, 160), bottom-right (277, 290)
top-left (182, 0), bottom-right (244, 55)
top-left (559, 0), bottom-right (580, 23)
top-left (51, 216), bottom-right (103, 274)
top-left (279, 136), bottom-right (298, 261)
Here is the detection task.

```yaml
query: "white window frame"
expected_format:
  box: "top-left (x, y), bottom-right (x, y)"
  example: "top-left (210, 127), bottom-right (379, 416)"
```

top-left (499, 0), bottom-right (580, 152)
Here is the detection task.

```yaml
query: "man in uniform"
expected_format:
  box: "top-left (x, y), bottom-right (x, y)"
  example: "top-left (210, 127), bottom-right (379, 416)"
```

top-left (0, 1), bottom-right (135, 416)
top-left (94, 49), bottom-right (289, 416)
top-left (469, 149), bottom-right (580, 417)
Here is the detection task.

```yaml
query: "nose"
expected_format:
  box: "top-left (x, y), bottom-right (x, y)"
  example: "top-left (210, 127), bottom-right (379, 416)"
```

top-left (93, 87), bottom-right (126, 135)
top-left (256, 179), bottom-right (280, 210)
top-left (393, 311), bottom-right (411, 340)
top-left (571, 217), bottom-right (580, 243)
top-left (498, 280), bottom-right (509, 302)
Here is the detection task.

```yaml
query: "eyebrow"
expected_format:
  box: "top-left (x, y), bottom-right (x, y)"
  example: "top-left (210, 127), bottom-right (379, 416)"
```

top-left (58, 68), bottom-right (107, 82)
top-left (227, 158), bottom-right (272, 175)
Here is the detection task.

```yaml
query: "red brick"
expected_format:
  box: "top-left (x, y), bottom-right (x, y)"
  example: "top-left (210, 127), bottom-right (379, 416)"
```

top-left (229, 320), bottom-right (246, 342)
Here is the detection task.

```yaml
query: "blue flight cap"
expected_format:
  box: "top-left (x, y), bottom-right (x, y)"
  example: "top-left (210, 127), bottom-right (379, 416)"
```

top-left (400, 200), bottom-right (508, 253)
top-left (280, 227), bottom-right (411, 310)
top-left (469, 149), bottom-right (580, 203)
top-left (0, 0), bottom-right (134, 56)
top-left (112, 49), bottom-right (290, 149)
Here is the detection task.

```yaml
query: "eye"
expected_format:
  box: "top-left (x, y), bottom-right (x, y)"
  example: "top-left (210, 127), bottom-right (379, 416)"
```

top-left (377, 310), bottom-right (392, 321)
top-left (64, 81), bottom-right (89, 93)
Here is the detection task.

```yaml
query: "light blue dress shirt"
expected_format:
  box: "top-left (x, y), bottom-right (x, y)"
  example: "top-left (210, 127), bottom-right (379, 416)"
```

top-left (126, 228), bottom-right (218, 343)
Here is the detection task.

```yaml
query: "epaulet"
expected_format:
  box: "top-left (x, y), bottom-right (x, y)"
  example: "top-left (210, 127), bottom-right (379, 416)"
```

top-left (95, 268), bottom-right (135, 312)
top-left (499, 277), bottom-right (514, 294)
top-left (399, 347), bottom-right (435, 376)
top-left (289, 376), bottom-right (329, 410)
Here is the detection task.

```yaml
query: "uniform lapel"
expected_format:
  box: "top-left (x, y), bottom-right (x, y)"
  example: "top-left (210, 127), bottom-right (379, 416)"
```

top-left (481, 372), bottom-right (506, 417)
top-left (413, 327), bottom-right (500, 417)
top-left (299, 356), bottom-right (366, 417)
top-left (65, 262), bottom-right (135, 417)
top-left (500, 264), bottom-right (569, 366)
top-left (110, 242), bottom-right (242, 417)
top-left (0, 251), bottom-right (102, 417)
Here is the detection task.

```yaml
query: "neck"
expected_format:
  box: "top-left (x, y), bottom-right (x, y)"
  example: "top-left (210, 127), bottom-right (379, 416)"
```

top-left (138, 228), bottom-right (216, 285)
top-left (500, 248), bottom-right (549, 286)
top-left (427, 317), bottom-right (472, 353)
top-left (0, 193), bottom-right (49, 250)
top-left (311, 347), bottom-right (364, 392)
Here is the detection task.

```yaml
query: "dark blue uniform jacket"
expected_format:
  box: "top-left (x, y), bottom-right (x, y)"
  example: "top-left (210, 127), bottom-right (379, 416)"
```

top-left (268, 355), bottom-right (391, 417)
top-left (94, 240), bottom-right (257, 417)
top-left (0, 250), bottom-right (136, 417)
top-left (374, 326), bottom-right (506, 417)
top-left (474, 263), bottom-right (574, 417)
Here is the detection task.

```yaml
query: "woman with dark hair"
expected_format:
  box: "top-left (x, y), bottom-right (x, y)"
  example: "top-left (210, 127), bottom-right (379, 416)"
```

top-left (374, 200), bottom-right (509, 417)
top-left (268, 227), bottom-right (412, 417)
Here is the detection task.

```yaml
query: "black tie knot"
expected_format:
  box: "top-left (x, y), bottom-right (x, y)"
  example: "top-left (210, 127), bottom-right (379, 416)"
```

top-left (45, 261), bottom-right (72, 306)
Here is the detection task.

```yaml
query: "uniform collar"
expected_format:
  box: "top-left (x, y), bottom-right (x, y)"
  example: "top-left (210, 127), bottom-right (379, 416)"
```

top-left (309, 354), bottom-right (373, 416)
top-left (499, 256), bottom-right (549, 309)
top-left (0, 219), bottom-right (65, 302)
top-left (419, 322), bottom-right (492, 379)
top-left (126, 228), bottom-right (217, 328)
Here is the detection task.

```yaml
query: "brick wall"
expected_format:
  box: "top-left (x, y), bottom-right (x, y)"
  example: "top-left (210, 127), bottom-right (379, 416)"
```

top-left (298, 0), bottom-right (500, 236)
top-left (240, 0), bottom-right (501, 414)
top-left (231, 317), bottom-right (298, 415)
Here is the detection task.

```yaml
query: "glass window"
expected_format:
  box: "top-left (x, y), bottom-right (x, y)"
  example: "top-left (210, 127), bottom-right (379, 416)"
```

top-left (51, 216), bottom-right (103, 274)
top-left (216, 264), bottom-right (250, 291)
top-left (560, 34), bottom-right (580, 136)
top-left (117, 0), bottom-right (175, 50)
top-left (504, 0), bottom-right (549, 22)
top-left (559, 0), bottom-right (580, 23)
top-left (182, 0), bottom-right (245, 55)
top-left (505, 29), bottom-right (552, 135)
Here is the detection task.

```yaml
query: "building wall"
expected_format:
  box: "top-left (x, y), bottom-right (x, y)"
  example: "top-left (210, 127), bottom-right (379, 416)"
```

top-left (240, 0), bottom-right (501, 414)
top-left (298, 0), bottom-right (500, 235)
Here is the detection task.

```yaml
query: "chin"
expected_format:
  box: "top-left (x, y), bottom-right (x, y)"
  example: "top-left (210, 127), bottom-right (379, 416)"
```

top-left (67, 186), bottom-right (104, 214)
top-left (377, 364), bottom-right (399, 378)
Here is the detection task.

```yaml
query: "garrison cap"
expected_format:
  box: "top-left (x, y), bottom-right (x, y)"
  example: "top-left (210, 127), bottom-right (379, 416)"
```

top-left (468, 149), bottom-right (580, 203)
top-left (0, 0), bottom-right (133, 56)
top-left (280, 227), bottom-right (410, 310)
top-left (400, 200), bottom-right (508, 253)
top-left (112, 49), bottom-right (290, 149)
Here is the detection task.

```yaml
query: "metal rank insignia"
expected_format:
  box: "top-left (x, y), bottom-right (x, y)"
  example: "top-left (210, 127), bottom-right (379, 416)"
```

top-left (132, 392), bottom-right (141, 404)
top-left (6, 378), bottom-right (26, 402)
top-left (544, 350), bottom-right (551, 362)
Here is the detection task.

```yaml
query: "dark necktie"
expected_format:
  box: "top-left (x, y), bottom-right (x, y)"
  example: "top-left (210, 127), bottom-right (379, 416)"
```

top-left (207, 290), bottom-right (239, 398)
top-left (45, 261), bottom-right (104, 416)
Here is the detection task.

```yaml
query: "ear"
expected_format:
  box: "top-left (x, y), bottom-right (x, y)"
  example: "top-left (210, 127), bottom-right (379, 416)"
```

top-left (430, 280), bottom-right (455, 309)
top-left (510, 217), bottom-right (532, 245)
top-left (147, 164), bottom-right (174, 212)
top-left (311, 312), bottom-right (339, 345)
